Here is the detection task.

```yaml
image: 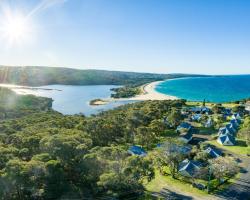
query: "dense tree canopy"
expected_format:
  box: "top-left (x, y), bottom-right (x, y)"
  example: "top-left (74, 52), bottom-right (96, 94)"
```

top-left (0, 91), bottom-right (186, 199)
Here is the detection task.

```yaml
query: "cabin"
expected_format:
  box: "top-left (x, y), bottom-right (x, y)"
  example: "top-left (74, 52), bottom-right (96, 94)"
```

top-left (223, 108), bottom-right (232, 116)
top-left (201, 106), bottom-right (211, 114)
top-left (230, 119), bottom-right (240, 130)
top-left (204, 118), bottom-right (213, 128)
top-left (162, 142), bottom-right (192, 155)
top-left (230, 119), bottom-right (240, 128)
top-left (189, 107), bottom-right (202, 113)
top-left (205, 147), bottom-right (221, 158)
top-left (176, 122), bottom-right (192, 133)
top-left (178, 159), bottom-right (202, 177)
top-left (128, 146), bottom-right (147, 156)
top-left (191, 114), bottom-right (202, 122)
top-left (188, 106), bottom-right (211, 114)
top-left (225, 123), bottom-right (237, 134)
top-left (178, 145), bottom-right (192, 154)
top-left (218, 126), bottom-right (235, 137)
top-left (217, 134), bottom-right (236, 146)
top-left (232, 113), bottom-right (241, 120)
top-left (179, 130), bottom-right (193, 143)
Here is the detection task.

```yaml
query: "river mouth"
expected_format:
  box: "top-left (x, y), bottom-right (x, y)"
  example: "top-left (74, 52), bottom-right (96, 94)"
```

top-left (0, 84), bottom-right (138, 116)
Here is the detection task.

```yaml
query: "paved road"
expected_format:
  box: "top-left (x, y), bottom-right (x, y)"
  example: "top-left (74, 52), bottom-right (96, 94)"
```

top-left (215, 156), bottom-right (250, 200)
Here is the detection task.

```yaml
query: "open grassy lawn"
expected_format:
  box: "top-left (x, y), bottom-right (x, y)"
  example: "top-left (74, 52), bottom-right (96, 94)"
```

top-left (145, 170), bottom-right (208, 197)
top-left (206, 140), bottom-right (250, 155)
top-left (186, 101), bottom-right (238, 108)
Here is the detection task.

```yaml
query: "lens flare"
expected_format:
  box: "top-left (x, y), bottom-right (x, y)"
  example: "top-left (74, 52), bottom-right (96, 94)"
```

top-left (0, 7), bottom-right (33, 46)
top-left (3, 15), bottom-right (28, 40)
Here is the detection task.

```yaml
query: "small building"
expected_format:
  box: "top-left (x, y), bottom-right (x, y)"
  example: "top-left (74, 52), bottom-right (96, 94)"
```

top-left (191, 114), bottom-right (202, 122)
top-left (158, 143), bottom-right (192, 155)
top-left (217, 134), bottom-right (236, 146)
top-left (189, 107), bottom-right (202, 113)
top-left (188, 106), bottom-right (211, 114)
top-left (230, 118), bottom-right (240, 125)
top-left (201, 106), bottom-right (211, 114)
top-left (230, 119), bottom-right (240, 129)
top-left (225, 123), bottom-right (237, 134)
top-left (128, 146), bottom-right (147, 156)
top-left (176, 122), bottom-right (192, 133)
top-left (232, 113), bottom-right (241, 120)
top-left (223, 108), bottom-right (232, 116)
top-left (218, 126), bottom-right (235, 137)
top-left (205, 147), bottom-right (221, 158)
top-left (179, 130), bottom-right (193, 143)
top-left (178, 146), bottom-right (192, 154)
top-left (204, 118), bottom-right (213, 128)
top-left (178, 159), bottom-right (202, 177)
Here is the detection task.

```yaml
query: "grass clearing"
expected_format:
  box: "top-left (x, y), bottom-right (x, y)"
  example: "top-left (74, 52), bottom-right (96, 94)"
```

top-left (145, 170), bottom-right (208, 196)
top-left (206, 140), bottom-right (250, 155)
top-left (186, 101), bottom-right (239, 108)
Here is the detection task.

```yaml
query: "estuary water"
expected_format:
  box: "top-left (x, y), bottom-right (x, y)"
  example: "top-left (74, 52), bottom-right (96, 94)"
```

top-left (7, 85), bottom-right (137, 116)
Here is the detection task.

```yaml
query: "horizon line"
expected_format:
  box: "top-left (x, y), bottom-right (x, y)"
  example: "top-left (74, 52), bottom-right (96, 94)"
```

top-left (0, 65), bottom-right (250, 76)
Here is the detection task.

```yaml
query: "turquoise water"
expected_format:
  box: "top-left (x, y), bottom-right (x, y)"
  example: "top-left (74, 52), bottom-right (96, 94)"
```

top-left (155, 75), bottom-right (250, 103)
top-left (16, 85), bottom-right (137, 116)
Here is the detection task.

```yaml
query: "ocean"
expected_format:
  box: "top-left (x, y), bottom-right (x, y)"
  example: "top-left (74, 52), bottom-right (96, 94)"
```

top-left (155, 75), bottom-right (250, 103)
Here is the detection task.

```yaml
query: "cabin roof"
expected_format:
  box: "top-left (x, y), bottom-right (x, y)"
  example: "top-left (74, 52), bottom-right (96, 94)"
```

top-left (218, 126), bottom-right (235, 136)
top-left (205, 147), bottom-right (221, 158)
top-left (128, 145), bottom-right (147, 156)
top-left (191, 114), bottom-right (202, 120)
top-left (177, 122), bottom-right (192, 130)
top-left (218, 134), bottom-right (236, 145)
top-left (180, 130), bottom-right (193, 140)
top-left (162, 143), bottom-right (192, 154)
top-left (232, 113), bottom-right (241, 120)
top-left (230, 119), bottom-right (240, 125)
top-left (179, 159), bottom-right (202, 177)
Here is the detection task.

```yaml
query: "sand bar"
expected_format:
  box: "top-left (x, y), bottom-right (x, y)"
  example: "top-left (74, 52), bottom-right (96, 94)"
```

top-left (126, 81), bottom-right (178, 101)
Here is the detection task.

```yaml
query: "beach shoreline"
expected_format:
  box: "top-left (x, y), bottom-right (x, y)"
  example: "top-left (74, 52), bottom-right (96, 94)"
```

top-left (116, 80), bottom-right (178, 101)
top-left (0, 81), bottom-right (179, 103)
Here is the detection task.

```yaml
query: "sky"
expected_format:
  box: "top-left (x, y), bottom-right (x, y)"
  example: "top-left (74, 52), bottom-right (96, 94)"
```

top-left (0, 0), bottom-right (249, 74)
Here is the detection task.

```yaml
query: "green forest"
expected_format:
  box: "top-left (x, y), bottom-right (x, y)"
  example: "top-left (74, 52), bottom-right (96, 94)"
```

top-left (0, 66), bottom-right (207, 86)
top-left (0, 87), bottom-right (53, 120)
top-left (0, 87), bottom-right (185, 199)
top-left (1, 87), bottom-right (249, 199)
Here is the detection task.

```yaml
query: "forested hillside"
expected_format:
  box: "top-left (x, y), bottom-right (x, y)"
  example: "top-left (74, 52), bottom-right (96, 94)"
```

top-left (0, 66), bottom-right (207, 86)
top-left (0, 88), bottom-right (186, 199)
top-left (0, 87), bottom-right (52, 120)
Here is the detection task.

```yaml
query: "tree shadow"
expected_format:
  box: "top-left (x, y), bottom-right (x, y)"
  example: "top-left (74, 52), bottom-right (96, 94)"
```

top-left (239, 166), bottom-right (248, 173)
top-left (152, 188), bottom-right (193, 200)
top-left (215, 182), bottom-right (250, 200)
top-left (236, 140), bottom-right (248, 147)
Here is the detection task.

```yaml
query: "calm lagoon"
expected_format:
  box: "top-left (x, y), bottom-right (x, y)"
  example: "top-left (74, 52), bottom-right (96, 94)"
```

top-left (10, 85), bottom-right (137, 116)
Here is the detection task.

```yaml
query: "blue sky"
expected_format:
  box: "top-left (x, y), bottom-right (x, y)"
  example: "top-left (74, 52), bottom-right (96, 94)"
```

top-left (0, 0), bottom-right (249, 74)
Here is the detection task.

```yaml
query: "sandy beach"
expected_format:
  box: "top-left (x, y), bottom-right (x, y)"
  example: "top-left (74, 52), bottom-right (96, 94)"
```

top-left (126, 81), bottom-right (178, 101)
